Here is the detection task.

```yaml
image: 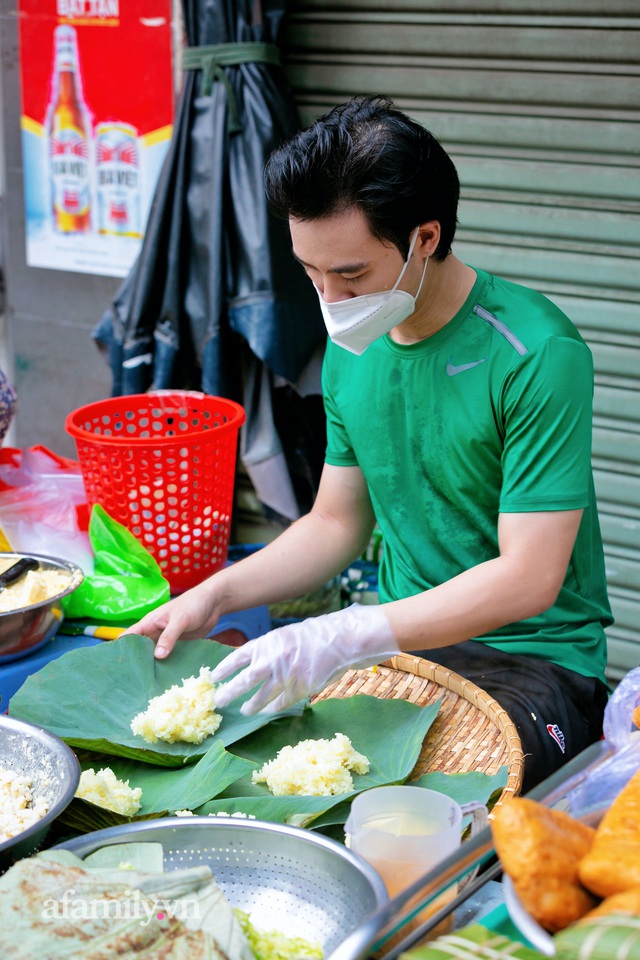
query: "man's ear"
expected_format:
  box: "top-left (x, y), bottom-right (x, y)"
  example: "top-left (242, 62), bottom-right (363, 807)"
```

top-left (416, 220), bottom-right (441, 258)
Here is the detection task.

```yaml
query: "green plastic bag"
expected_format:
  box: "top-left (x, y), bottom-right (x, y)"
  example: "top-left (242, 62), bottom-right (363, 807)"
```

top-left (61, 504), bottom-right (170, 622)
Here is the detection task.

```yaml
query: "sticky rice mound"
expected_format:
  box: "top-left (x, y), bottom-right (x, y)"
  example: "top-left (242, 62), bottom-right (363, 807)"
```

top-left (252, 732), bottom-right (370, 796)
top-left (131, 666), bottom-right (222, 744)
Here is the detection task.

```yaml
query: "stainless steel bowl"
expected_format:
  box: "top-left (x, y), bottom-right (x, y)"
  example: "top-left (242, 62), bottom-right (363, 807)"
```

top-left (0, 552), bottom-right (83, 663)
top-left (56, 818), bottom-right (389, 954)
top-left (0, 714), bottom-right (80, 872)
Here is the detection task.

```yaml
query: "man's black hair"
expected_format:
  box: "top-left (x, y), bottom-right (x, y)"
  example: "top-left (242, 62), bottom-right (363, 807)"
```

top-left (264, 95), bottom-right (460, 261)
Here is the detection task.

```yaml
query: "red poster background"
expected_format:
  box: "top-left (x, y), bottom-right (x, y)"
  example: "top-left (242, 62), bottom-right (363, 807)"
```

top-left (18, 0), bottom-right (174, 135)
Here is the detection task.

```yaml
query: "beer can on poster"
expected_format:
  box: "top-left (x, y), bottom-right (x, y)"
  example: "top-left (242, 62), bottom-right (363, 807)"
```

top-left (95, 122), bottom-right (142, 238)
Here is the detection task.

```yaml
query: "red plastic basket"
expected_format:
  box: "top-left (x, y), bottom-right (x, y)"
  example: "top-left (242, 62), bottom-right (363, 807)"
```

top-left (65, 391), bottom-right (246, 594)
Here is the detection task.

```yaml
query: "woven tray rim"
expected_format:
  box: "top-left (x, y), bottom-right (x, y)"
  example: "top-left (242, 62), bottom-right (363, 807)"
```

top-left (386, 652), bottom-right (525, 802)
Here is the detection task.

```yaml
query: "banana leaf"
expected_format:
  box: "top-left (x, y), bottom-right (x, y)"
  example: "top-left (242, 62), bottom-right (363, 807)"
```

top-left (190, 695), bottom-right (443, 827)
top-left (60, 740), bottom-right (257, 832)
top-left (399, 923), bottom-right (543, 959)
top-left (9, 635), bottom-right (305, 766)
top-left (553, 915), bottom-right (640, 960)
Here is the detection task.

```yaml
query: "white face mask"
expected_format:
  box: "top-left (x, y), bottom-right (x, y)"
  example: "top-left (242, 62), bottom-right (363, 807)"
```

top-left (315, 228), bottom-right (429, 356)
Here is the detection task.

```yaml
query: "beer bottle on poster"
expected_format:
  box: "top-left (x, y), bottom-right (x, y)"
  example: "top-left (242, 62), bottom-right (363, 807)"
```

top-left (45, 25), bottom-right (92, 234)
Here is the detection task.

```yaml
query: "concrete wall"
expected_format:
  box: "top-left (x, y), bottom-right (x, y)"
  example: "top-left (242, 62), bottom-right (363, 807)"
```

top-left (0, 0), bottom-right (124, 459)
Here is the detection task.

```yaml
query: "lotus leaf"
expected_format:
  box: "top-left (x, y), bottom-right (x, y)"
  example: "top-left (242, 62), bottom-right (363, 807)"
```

top-left (196, 766), bottom-right (509, 831)
top-left (0, 848), bottom-right (253, 960)
top-left (9, 635), bottom-right (304, 766)
top-left (189, 695), bottom-right (442, 827)
top-left (308, 767), bottom-right (510, 831)
top-left (61, 741), bottom-right (257, 832)
top-left (410, 768), bottom-right (509, 808)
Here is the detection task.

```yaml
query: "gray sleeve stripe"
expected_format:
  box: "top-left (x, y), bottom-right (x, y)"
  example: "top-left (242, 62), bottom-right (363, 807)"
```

top-left (473, 304), bottom-right (528, 356)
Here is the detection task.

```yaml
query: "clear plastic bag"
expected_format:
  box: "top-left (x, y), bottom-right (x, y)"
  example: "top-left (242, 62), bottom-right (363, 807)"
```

top-left (602, 665), bottom-right (640, 748)
top-left (0, 445), bottom-right (93, 572)
top-left (564, 667), bottom-right (640, 819)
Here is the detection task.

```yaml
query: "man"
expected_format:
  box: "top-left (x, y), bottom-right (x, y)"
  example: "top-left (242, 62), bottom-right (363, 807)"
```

top-left (131, 96), bottom-right (612, 792)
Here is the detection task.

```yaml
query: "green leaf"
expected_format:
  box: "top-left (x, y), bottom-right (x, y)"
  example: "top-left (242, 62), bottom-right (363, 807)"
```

top-left (37, 842), bottom-right (167, 875)
top-left (1, 852), bottom-right (254, 960)
top-left (9, 635), bottom-right (304, 766)
top-left (399, 923), bottom-right (543, 959)
top-left (192, 695), bottom-right (442, 827)
top-left (230, 695), bottom-right (441, 782)
top-left (409, 768), bottom-right (509, 807)
top-left (58, 800), bottom-right (164, 834)
top-left (308, 768), bottom-right (509, 832)
top-left (83, 843), bottom-right (165, 872)
top-left (553, 914), bottom-right (640, 960)
top-left (98, 741), bottom-right (257, 813)
top-left (36, 848), bottom-right (88, 869)
top-left (304, 799), bottom-right (353, 830)
top-left (60, 740), bottom-right (257, 832)
top-left (195, 794), bottom-right (356, 829)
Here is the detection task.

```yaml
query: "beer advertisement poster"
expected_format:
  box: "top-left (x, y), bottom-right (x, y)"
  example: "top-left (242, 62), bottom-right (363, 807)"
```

top-left (17, 0), bottom-right (175, 277)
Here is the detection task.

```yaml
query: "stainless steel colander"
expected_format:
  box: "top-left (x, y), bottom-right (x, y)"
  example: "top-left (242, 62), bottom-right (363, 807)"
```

top-left (56, 817), bottom-right (389, 954)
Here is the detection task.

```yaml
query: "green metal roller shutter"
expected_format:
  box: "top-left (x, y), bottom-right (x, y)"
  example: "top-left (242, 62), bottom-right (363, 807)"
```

top-left (281, 1), bottom-right (640, 682)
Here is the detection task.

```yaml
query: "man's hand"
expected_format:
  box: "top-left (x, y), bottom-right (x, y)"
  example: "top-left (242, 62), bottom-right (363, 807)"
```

top-left (211, 603), bottom-right (399, 715)
top-left (127, 580), bottom-right (222, 658)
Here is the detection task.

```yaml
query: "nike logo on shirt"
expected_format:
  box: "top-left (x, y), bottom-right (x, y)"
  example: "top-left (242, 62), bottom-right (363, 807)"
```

top-left (446, 358), bottom-right (488, 376)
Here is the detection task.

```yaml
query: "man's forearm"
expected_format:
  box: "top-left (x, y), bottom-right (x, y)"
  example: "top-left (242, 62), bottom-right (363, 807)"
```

top-left (211, 509), bottom-right (373, 617)
top-left (382, 555), bottom-right (541, 650)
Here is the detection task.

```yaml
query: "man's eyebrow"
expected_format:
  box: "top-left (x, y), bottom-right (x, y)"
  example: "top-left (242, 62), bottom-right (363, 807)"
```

top-left (292, 251), bottom-right (369, 274)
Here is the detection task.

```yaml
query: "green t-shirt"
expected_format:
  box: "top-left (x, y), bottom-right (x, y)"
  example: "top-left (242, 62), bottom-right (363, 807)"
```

top-left (322, 268), bottom-right (612, 684)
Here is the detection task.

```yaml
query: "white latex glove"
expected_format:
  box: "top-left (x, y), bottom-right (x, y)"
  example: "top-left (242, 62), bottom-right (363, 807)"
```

top-left (211, 603), bottom-right (400, 716)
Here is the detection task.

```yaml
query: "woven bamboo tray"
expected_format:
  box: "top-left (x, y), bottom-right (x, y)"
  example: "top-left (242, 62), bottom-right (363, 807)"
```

top-left (312, 653), bottom-right (524, 804)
